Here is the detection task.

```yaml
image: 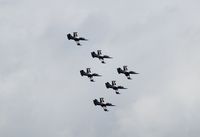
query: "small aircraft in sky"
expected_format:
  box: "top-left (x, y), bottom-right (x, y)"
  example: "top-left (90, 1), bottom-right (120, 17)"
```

top-left (67, 32), bottom-right (88, 46)
top-left (80, 68), bottom-right (101, 82)
top-left (105, 80), bottom-right (127, 94)
top-left (91, 50), bottom-right (112, 63)
top-left (93, 98), bottom-right (115, 111)
top-left (117, 66), bottom-right (139, 79)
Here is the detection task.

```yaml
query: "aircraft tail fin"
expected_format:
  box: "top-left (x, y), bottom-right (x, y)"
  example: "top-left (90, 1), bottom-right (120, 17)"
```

top-left (67, 33), bottom-right (74, 40)
top-left (80, 70), bottom-right (86, 76)
top-left (117, 68), bottom-right (123, 74)
top-left (91, 52), bottom-right (97, 58)
top-left (93, 99), bottom-right (99, 106)
top-left (105, 82), bottom-right (112, 88)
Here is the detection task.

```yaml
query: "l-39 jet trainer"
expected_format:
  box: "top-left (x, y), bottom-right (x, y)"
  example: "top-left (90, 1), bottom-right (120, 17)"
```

top-left (105, 80), bottom-right (127, 94)
top-left (91, 50), bottom-right (112, 64)
top-left (67, 32), bottom-right (88, 46)
top-left (93, 98), bottom-right (115, 111)
top-left (117, 66), bottom-right (139, 79)
top-left (80, 68), bottom-right (101, 82)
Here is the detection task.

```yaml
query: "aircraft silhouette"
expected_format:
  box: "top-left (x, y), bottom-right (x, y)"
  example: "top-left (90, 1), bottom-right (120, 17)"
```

top-left (80, 68), bottom-right (101, 82)
top-left (105, 80), bottom-right (127, 94)
top-left (117, 66), bottom-right (139, 79)
top-left (91, 50), bottom-right (112, 63)
top-left (93, 98), bottom-right (115, 111)
top-left (67, 32), bottom-right (88, 46)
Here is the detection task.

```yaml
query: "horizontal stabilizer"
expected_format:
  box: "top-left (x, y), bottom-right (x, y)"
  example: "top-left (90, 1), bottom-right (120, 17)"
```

top-left (117, 86), bottom-right (127, 89)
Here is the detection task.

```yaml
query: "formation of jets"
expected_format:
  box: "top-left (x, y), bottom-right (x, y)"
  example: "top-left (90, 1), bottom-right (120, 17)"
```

top-left (67, 32), bottom-right (139, 111)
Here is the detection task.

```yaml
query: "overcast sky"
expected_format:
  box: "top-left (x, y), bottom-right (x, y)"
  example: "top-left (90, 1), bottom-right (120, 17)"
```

top-left (0, 0), bottom-right (200, 137)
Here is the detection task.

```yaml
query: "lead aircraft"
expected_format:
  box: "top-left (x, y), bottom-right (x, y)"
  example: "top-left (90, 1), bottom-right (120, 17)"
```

top-left (67, 32), bottom-right (88, 46)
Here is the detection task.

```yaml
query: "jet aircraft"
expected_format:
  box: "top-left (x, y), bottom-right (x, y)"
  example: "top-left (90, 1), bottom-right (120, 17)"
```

top-left (93, 98), bottom-right (115, 111)
top-left (67, 32), bottom-right (88, 46)
top-left (80, 68), bottom-right (101, 82)
top-left (105, 80), bottom-right (127, 94)
top-left (91, 50), bottom-right (112, 63)
top-left (117, 66), bottom-right (139, 79)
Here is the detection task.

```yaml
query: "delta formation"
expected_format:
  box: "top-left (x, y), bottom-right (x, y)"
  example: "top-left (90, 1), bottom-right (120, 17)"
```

top-left (67, 32), bottom-right (139, 112)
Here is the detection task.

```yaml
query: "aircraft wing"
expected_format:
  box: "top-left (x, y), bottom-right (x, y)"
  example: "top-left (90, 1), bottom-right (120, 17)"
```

top-left (92, 73), bottom-right (101, 77)
top-left (102, 106), bottom-right (108, 111)
top-left (129, 71), bottom-right (139, 74)
top-left (105, 103), bottom-right (115, 106)
top-left (78, 37), bottom-right (88, 41)
top-left (102, 55), bottom-right (112, 59)
top-left (75, 41), bottom-right (81, 46)
top-left (117, 86), bottom-right (127, 89)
